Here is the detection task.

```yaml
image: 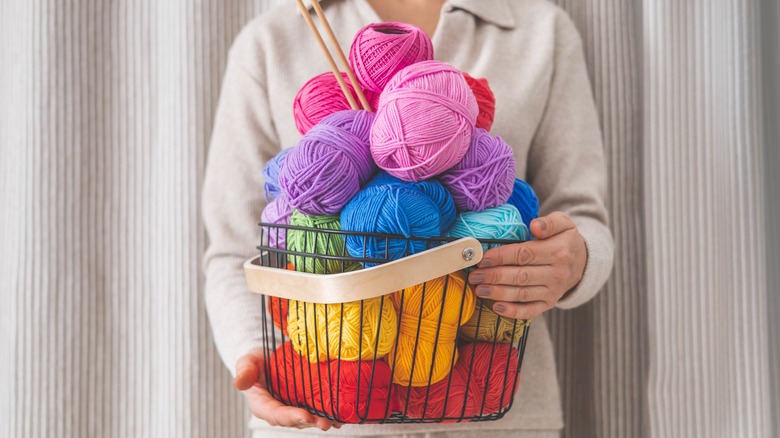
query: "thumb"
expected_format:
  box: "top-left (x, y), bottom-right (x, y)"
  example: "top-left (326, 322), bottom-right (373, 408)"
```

top-left (530, 212), bottom-right (575, 240)
top-left (233, 352), bottom-right (263, 391)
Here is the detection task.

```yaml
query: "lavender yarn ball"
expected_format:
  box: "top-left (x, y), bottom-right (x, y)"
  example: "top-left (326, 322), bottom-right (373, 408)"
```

top-left (507, 178), bottom-right (539, 229)
top-left (262, 148), bottom-right (291, 201)
top-left (439, 128), bottom-right (515, 212)
top-left (261, 194), bottom-right (293, 249)
top-left (279, 110), bottom-right (377, 215)
top-left (367, 172), bottom-right (456, 232)
top-left (340, 182), bottom-right (443, 266)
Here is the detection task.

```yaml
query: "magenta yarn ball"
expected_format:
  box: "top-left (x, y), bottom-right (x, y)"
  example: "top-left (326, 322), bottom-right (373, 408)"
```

top-left (279, 110), bottom-right (377, 216)
top-left (439, 128), bottom-right (516, 212)
top-left (349, 22), bottom-right (434, 95)
top-left (293, 72), bottom-right (377, 135)
top-left (261, 194), bottom-right (293, 249)
top-left (370, 60), bottom-right (479, 182)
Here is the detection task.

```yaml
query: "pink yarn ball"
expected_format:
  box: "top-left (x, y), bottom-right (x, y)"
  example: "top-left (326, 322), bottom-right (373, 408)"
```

top-left (261, 194), bottom-right (293, 249)
top-left (370, 60), bottom-right (479, 182)
top-left (439, 128), bottom-right (516, 212)
top-left (349, 22), bottom-right (434, 95)
top-left (293, 72), bottom-right (376, 135)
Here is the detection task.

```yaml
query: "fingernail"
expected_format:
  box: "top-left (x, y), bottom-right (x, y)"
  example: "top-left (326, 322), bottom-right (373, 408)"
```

top-left (478, 258), bottom-right (493, 268)
top-left (470, 274), bottom-right (485, 284)
top-left (476, 286), bottom-right (491, 297)
top-left (535, 219), bottom-right (546, 232)
top-left (298, 419), bottom-right (310, 425)
top-left (494, 303), bottom-right (506, 313)
top-left (334, 424), bottom-right (343, 429)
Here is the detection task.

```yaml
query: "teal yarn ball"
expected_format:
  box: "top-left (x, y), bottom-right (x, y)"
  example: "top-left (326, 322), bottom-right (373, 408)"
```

top-left (447, 204), bottom-right (529, 250)
top-left (366, 172), bottom-right (456, 232)
top-left (506, 178), bottom-right (539, 230)
top-left (340, 177), bottom-right (444, 266)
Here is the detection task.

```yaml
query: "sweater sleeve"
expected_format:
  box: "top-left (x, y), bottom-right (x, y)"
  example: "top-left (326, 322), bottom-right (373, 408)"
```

top-left (525, 12), bottom-right (614, 310)
top-left (202, 34), bottom-right (280, 375)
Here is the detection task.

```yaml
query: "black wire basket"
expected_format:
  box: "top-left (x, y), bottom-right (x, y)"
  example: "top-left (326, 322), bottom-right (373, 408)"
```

top-left (244, 222), bottom-right (531, 424)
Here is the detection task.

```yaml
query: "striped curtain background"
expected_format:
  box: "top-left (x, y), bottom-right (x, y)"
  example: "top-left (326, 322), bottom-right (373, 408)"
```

top-left (0, 0), bottom-right (776, 437)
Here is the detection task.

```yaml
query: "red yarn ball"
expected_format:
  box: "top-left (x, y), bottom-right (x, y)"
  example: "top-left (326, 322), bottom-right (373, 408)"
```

top-left (349, 22), bottom-right (434, 95)
top-left (269, 342), bottom-right (394, 423)
top-left (463, 73), bottom-right (496, 131)
top-left (393, 342), bottom-right (520, 420)
top-left (293, 72), bottom-right (376, 135)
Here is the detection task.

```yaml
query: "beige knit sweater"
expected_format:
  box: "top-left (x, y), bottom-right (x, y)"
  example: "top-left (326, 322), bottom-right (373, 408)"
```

top-left (202, 0), bottom-right (614, 435)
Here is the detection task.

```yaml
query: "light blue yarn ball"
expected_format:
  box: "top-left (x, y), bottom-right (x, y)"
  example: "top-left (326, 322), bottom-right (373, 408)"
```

top-left (447, 204), bottom-right (529, 250)
top-left (340, 180), bottom-right (443, 266)
top-left (262, 148), bottom-right (292, 201)
top-left (366, 172), bottom-right (456, 232)
top-left (506, 178), bottom-right (539, 230)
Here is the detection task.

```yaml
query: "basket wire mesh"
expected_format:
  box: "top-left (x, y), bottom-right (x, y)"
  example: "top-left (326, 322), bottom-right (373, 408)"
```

top-left (253, 222), bottom-right (531, 424)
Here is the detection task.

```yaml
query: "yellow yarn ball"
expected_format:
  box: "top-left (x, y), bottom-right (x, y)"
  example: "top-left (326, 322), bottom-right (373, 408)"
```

top-left (459, 298), bottom-right (526, 344)
top-left (387, 271), bottom-right (476, 387)
top-left (287, 296), bottom-right (398, 363)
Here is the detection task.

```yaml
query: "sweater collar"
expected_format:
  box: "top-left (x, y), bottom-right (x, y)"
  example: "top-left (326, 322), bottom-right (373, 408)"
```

top-left (306, 0), bottom-right (517, 29)
top-left (446, 0), bottom-right (516, 29)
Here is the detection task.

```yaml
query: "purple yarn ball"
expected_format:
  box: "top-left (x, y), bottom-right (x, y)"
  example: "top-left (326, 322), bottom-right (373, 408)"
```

top-left (262, 148), bottom-right (291, 201)
top-left (279, 110), bottom-right (377, 215)
top-left (438, 128), bottom-right (516, 212)
top-left (261, 194), bottom-right (293, 249)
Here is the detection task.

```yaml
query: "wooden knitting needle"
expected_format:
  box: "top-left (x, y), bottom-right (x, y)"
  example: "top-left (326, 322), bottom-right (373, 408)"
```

top-left (294, 0), bottom-right (359, 110)
top-left (309, 0), bottom-right (373, 112)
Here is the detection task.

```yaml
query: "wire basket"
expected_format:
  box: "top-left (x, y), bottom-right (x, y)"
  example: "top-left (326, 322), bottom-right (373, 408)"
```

top-left (244, 222), bottom-right (531, 424)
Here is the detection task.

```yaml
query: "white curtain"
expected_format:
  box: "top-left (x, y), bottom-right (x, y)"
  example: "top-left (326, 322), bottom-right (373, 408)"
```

top-left (0, 1), bottom-right (776, 437)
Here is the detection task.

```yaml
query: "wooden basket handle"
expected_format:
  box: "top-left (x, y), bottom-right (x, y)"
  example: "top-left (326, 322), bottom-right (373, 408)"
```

top-left (244, 237), bottom-right (483, 303)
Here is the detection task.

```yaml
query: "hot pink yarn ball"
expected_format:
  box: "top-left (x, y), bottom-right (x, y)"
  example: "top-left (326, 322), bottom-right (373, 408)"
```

top-left (293, 72), bottom-right (376, 135)
top-left (439, 128), bottom-right (516, 212)
top-left (349, 22), bottom-right (434, 95)
top-left (370, 60), bottom-right (479, 182)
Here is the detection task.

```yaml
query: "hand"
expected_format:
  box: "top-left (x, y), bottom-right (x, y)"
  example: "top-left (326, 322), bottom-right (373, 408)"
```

top-left (468, 211), bottom-right (587, 319)
top-left (233, 349), bottom-right (340, 431)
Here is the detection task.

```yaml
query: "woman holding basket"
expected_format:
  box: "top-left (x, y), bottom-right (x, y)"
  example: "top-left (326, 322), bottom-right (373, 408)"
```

top-left (203, 0), bottom-right (613, 436)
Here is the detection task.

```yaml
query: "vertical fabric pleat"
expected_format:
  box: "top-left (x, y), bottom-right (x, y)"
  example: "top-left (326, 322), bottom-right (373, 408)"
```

top-left (546, 1), bottom-right (647, 438)
top-left (0, 1), bottom-right (285, 437)
top-left (761, 0), bottom-right (780, 433)
top-left (644, 0), bottom-right (770, 437)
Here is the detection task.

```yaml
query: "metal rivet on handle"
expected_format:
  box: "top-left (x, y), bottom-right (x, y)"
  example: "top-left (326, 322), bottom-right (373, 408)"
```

top-left (462, 248), bottom-right (475, 261)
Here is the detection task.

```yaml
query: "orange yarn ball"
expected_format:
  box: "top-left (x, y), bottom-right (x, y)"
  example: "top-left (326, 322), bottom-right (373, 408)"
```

top-left (393, 342), bottom-right (520, 420)
top-left (463, 73), bottom-right (496, 131)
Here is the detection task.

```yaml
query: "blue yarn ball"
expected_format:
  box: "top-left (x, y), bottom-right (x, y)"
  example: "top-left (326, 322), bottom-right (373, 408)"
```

top-left (447, 204), bottom-right (529, 250)
top-left (507, 178), bottom-right (539, 230)
top-left (366, 172), bottom-right (456, 232)
top-left (263, 148), bottom-right (292, 201)
top-left (340, 182), bottom-right (443, 266)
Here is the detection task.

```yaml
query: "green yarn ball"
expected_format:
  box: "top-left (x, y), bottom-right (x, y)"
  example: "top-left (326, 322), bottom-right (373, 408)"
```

top-left (287, 210), bottom-right (361, 274)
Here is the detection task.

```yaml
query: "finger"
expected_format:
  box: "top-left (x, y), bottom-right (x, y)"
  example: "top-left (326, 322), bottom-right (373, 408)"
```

top-left (492, 300), bottom-right (550, 320)
top-left (530, 211), bottom-right (575, 240)
top-left (469, 265), bottom-right (556, 287)
top-left (474, 284), bottom-right (549, 303)
top-left (479, 240), bottom-right (563, 268)
top-left (234, 353), bottom-right (263, 391)
top-left (254, 390), bottom-right (317, 427)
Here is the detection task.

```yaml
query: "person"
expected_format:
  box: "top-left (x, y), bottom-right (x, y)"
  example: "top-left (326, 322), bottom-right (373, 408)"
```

top-left (202, 0), bottom-right (614, 436)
